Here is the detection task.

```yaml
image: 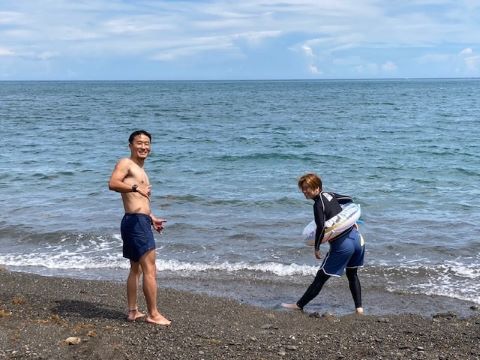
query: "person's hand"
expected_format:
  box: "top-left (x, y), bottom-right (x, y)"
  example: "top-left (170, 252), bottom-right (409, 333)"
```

top-left (314, 249), bottom-right (321, 259)
top-left (151, 216), bottom-right (166, 233)
top-left (137, 184), bottom-right (152, 199)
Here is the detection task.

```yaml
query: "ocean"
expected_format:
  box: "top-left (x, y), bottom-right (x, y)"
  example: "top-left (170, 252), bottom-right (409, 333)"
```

top-left (1, 79), bottom-right (479, 316)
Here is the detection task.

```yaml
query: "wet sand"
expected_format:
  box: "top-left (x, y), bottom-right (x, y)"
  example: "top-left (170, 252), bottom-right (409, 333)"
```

top-left (1, 269), bottom-right (479, 359)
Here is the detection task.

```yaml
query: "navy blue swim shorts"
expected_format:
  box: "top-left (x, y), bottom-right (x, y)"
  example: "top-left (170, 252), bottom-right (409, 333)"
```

top-left (320, 227), bottom-right (365, 277)
top-left (121, 213), bottom-right (156, 262)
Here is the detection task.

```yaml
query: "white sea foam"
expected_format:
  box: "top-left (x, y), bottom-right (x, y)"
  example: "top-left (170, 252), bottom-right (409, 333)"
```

top-left (384, 261), bottom-right (480, 304)
top-left (0, 251), bottom-right (316, 277)
top-left (0, 252), bottom-right (127, 270)
top-left (156, 259), bottom-right (316, 276)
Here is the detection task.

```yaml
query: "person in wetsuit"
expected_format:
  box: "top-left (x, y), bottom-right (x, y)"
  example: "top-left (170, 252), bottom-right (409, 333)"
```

top-left (282, 173), bottom-right (365, 314)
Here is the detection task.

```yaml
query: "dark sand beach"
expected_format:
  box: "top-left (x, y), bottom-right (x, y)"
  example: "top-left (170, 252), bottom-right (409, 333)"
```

top-left (1, 268), bottom-right (479, 360)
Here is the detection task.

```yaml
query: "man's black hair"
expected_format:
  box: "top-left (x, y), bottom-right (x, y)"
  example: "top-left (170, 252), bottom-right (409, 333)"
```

top-left (128, 130), bottom-right (152, 144)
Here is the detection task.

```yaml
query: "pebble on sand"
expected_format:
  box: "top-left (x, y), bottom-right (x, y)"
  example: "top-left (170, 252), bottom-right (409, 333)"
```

top-left (64, 337), bottom-right (82, 345)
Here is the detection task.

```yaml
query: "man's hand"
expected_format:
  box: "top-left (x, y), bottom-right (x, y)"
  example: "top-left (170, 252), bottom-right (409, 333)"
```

top-left (314, 249), bottom-right (321, 259)
top-left (151, 215), bottom-right (166, 233)
top-left (137, 184), bottom-right (152, 199)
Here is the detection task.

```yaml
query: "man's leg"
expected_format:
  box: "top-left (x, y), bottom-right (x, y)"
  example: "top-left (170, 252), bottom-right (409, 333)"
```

top-left (139, 249), bottom-right (171, 325)
top-left (126, 261), bottom-right (145, 321)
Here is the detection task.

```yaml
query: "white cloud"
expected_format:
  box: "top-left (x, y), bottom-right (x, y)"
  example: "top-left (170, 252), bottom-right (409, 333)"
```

top-left (235, 30), bottom-right (282, 46)
top-left (382, 61), bottom-right (398, 72)
top-left (0, 47), bottom-right (15, 56)
top-left (103, 17), bottom-right (173, 35)
top-left (354, 63), bottom-right (379, 75)
top-left (456, 47), bottom-right (479, 72)
top-left (414, 47), bottom-right (479, 75)
top-left (151, 44), bottom-right (227, 61)
top-left (298, 43), bottom-right (322, 75)
top-left (36, 51), bottom-right (59, 61)
top-left (354, 61), bottom-right (398, 76)
top-left (463, 55), bottom-right (480, 72)
top-left (0, 11), bottom-right (24, 25)
top-left (417, 53), bottom-right (452, 64)
top-left (301, 45), bottom-right (314, 58)
top-left (1, 1), bottom-right (480, 78)
top-left (459, 47), bottom-right (473, 56)
top-left (150, 35), bottom-right (237, 61)
top-left (308, 64), bottom-right (321, 74)
top-left (0, 1), bottom-right (436, 58)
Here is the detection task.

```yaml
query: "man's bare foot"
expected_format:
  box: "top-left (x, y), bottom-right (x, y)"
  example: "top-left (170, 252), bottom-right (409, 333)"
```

top-left (127, 308), bottom-right (146, 322)
top-left (281, 303), bottom-right (302, 310)
top-left (145, 314), bottom-right (171, 326)
top-left (355, 307), bottom-right (364, 315)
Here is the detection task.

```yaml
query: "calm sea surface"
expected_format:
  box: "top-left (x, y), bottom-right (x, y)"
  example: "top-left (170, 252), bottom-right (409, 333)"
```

top-left (1, 80), bottom-right (479, 315)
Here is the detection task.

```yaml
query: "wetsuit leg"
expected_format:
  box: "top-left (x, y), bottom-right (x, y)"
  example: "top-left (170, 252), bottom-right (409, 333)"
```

top-left (346, 267), bottom-right (362, 308)
top-left (297, 269), bottom-right (330, 309)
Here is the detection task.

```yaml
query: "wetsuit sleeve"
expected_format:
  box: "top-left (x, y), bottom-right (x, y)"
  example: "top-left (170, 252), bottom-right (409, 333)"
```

top-left (332, 193), bottom-right (353, 205)
top-left (313, 199), bottom-right (326, 251)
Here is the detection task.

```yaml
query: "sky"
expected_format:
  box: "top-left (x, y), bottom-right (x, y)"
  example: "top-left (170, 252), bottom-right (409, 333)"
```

top-left (0, 0), bottom-right (479, 80)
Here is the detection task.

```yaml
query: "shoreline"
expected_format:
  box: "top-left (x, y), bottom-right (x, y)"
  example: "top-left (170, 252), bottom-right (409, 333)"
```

top-left (5, 265), bottom-right (478, 318)
top-left (1, 268), bottom-right (479, 359)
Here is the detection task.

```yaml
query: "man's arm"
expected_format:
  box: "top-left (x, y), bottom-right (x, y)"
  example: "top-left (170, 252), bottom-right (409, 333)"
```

top-left (108, 159), bottom-right (135, 193)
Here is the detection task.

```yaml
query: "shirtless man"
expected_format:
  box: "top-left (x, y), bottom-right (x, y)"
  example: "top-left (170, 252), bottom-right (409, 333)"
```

top-left (108, 130), bottom-right (170, 326)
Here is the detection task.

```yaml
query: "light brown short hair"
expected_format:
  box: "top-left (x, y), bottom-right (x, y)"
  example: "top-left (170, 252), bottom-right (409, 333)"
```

top-left (298, 173), bottom-right (322, 191)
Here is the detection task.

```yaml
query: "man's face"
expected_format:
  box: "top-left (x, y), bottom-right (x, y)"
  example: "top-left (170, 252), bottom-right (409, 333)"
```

top-left (129, 134), bottom-right (151, 159)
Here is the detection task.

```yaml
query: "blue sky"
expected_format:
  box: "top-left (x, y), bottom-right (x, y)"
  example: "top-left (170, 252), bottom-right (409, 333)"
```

top-left (0, 0), bottom-right (479, 80)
